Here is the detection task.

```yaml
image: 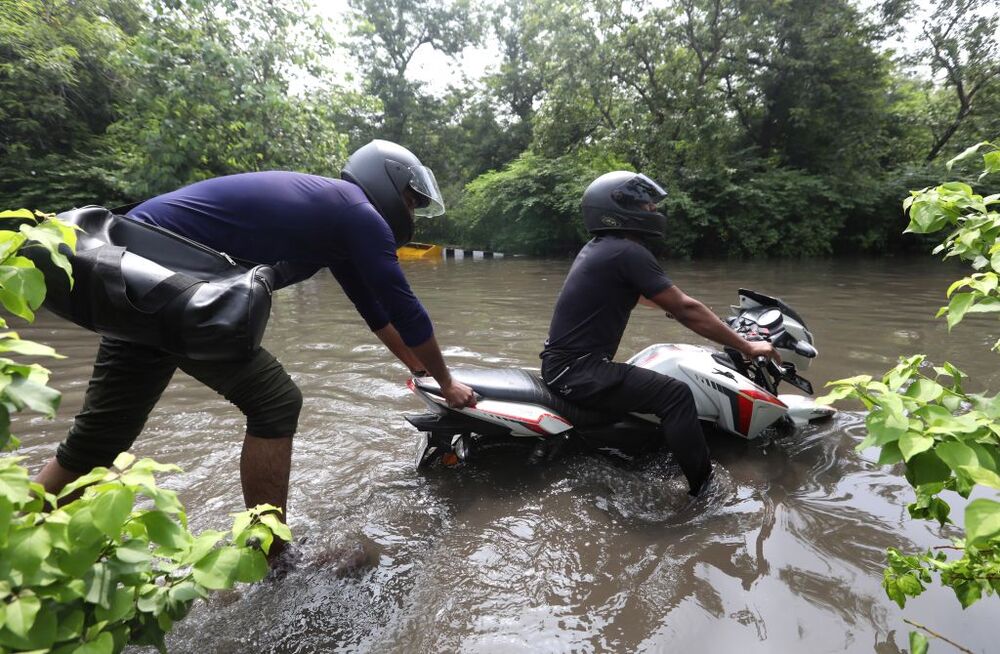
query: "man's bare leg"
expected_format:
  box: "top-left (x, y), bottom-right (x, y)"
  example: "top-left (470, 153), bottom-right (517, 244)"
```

top-left (240, 433), bottom-right (292, 562)
top-left (36, 457), bottom-right (83, 496)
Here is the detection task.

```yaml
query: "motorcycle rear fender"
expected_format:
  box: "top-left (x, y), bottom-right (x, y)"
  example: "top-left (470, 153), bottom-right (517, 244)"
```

top-left (408, 379), bottom-right (572, 437)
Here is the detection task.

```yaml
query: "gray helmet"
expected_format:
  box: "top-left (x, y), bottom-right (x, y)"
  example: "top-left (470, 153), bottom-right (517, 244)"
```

top-left (582, 171), bottom-right (667, 238)
top-left (341, 139), bottom-right (445, 247)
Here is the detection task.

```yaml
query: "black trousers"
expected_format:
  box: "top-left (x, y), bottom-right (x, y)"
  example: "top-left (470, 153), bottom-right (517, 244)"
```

top-left (543, 353), bottom-right (712, 494)
top-left (56, 337), bottom-right (303, 473)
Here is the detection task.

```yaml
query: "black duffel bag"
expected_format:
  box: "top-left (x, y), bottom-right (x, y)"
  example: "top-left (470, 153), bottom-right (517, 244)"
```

top-left (25, 206), bottom-right (276, 361)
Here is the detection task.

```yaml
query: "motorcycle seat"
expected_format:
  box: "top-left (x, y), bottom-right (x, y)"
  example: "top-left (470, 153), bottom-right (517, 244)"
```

top-left (413, 367), bottom-right (623, 428)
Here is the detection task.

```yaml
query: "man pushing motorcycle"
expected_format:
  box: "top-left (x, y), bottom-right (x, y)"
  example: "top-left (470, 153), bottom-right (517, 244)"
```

top-left (540, 171), bottom-right (780, 495)
top-left (34, 140), bottom-right (477, 561)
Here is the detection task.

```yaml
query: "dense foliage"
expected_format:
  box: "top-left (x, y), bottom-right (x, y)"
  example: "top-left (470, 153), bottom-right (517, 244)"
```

top-left (0, 210), bottom-right (290, 652)
top-left (819, 142), bottom-right (1000, 651)
top-left (1, 0), bottom-right (999, 256)
top-left (0, 454), bottom-right (289, 653)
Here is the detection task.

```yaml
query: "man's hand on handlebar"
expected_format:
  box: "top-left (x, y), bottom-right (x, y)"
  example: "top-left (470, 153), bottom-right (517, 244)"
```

top-left (744, 339), bottom-right (781, 364)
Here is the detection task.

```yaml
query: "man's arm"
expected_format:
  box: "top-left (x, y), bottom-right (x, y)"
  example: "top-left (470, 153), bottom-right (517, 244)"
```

top-left (647, 286), bottom-right (780, 361)
top-left (373, 323), bottom-right (426, 375)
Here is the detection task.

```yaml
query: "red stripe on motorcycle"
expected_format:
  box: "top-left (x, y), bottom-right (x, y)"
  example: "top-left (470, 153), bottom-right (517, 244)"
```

top-left (741, 388), bottom-right (787, 408)
top-left (737, 394), bottom-right (754, 435)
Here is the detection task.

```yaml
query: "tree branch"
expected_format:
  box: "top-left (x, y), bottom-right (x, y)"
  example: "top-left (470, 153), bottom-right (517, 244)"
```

top-left (903, 618), bottom-right (975, 654)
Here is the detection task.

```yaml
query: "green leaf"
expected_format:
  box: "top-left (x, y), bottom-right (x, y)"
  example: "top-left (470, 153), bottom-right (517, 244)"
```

top-left (899, 433), bottom-right (935, 461)
top-left (137, 586), bottom-right (167, 614)
top-left (91, 487), bottom-right (135, 538)
top-left (75, 631), bottom-right (114, 654)
top-left (3, 593), bottom-right (40, 637)
top-left (905, 451), bottom-right (952, 486)
top-left (896, 573), bottom-right (923, 596)
top-left (192, 547), bottom-right (242, 590)
top-left (8, 526), bottom-right (52, 576)
top-left (258, 512), bottom-right (292, 543)
top-left (884, 577), bottom-right (905, 608)
top-left (904, 379), bottom-right (944, 403)
top-left (180, 530), bottom-right (226, 566)
top-left (115, 538), bottom-right (153, 564)
top-left (0, 335), bottom-right (60, 358)
top-left (959, 465), bottom-right (1000, 489)
top-left (113, 452), bottom-right (136, 471)
top-left (878, 441), bottom-right (903, 465)
top-left (0, 261), bottom-right (45, 322)
top-left (58, 467), bottom-right (113, 499)
top-left (953, 581), bottom-right (983, 608)
top-left (55, 607), bottom-right (84, 641)
top-left (866, 410), bottom-right (907, 446)
top-left (947, 141), bottom-right (989, 170)
top-left (3, 376), bottom-right (60, 417)
top-left (909, 631), bottom-right (928, 654)
top-left (981, 150), bottom-right (1000, 177)
top-left (235, 547), bottom-right (268, 583)
top-left (231, 511), bottom-right (254, 540)
top-left (84, 562), bottom-right (116, 610)
top-left (168, 581), bottom-right (207, 604)
top-left (935, 441), bottom-right (978, 471)
top-left (965, 498), bottom-right (1000, 546)
top-left (94, 586), bottom-right (135, 624)
top-left (945, 292), bottom-right (976, 329)
top-left (139, 510), bottom-right (191, 550)
top-left (0, 210), bottom-right (34, 222)
top-left (19, 222), bottom-right (75, 287)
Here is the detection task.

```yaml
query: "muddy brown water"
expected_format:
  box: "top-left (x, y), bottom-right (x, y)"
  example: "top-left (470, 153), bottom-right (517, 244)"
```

top-left (12, 256), bottom-right (999, 653)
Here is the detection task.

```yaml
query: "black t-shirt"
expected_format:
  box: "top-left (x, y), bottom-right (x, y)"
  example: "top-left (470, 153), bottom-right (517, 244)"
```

top-left (541, 235), bottom-right (673, 365)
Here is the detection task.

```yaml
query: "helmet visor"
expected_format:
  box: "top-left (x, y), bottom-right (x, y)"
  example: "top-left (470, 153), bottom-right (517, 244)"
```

top-left (614, 173), bottom-right (667, 208)
top-left (408, 164), bottom-right (446, 217)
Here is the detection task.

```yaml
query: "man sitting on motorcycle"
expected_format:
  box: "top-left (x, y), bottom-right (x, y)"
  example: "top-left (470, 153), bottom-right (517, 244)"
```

top-left (540, 171), bottom-right (779, 495)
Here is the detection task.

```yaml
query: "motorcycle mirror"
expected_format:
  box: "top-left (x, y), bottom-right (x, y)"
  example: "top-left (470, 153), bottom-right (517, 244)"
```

top-left (793, 341), bottom-right (817, 358)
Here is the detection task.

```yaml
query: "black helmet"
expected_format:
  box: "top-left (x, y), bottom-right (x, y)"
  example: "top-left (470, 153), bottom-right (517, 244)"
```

top-left (341, 139), bottom-right (445, 247)
top-left (582, 171), bottom-right (667, 238)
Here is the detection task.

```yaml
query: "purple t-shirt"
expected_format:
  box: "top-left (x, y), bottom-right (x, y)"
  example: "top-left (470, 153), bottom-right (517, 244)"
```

top-left (128, 171), bottom-right (432, 346)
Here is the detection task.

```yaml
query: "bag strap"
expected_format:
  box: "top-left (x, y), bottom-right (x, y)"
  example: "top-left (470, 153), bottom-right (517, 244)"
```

top-left (95, 246), bottom-right (203, 314)
top-left (95, 247), bottom-right (129, 311)
top-left (138, 273), bottom-right (203, 313)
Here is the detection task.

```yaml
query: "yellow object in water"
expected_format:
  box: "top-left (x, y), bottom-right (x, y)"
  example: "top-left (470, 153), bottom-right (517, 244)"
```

top-left (396, 242), bottom-right (443, 260)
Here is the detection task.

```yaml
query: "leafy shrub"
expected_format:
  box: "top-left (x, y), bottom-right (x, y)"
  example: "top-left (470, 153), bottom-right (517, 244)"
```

top-left (819, 141), bottom-right (1000, 651)
top-left (0, 454), bottom-right (289, 653)
top-left (0, 208), bottom-right (289, 653)
top-left (450, 149), bottom-right (630, 255)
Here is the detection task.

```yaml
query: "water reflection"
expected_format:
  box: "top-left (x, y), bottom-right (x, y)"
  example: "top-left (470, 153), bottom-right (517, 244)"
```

top-left (10, 256), bottom-right (996, 653)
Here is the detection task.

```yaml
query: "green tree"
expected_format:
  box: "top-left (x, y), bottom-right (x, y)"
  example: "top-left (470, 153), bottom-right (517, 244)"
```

top-left (346, 0), bottom-right (481, 144)
top-left (108, 0), bottom-right (350, 198)
top-left (914, 0), bottom-right (1000, 162)
top-left (451, 148), bottom-right (629, 255)
top-left (0, 0), bottom-right (139, 210)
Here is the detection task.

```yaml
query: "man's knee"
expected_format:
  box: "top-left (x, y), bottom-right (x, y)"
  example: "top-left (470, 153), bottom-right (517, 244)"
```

top-left (235, 374), bottom-right (303, 438)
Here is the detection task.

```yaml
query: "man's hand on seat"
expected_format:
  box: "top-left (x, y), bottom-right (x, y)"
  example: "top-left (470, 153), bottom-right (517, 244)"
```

top-left (442, 380), bottom-right (476, 408)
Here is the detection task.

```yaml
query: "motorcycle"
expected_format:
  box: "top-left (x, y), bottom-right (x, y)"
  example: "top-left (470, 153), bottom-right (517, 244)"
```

top-left (405, 289), bottom-right (835, 468)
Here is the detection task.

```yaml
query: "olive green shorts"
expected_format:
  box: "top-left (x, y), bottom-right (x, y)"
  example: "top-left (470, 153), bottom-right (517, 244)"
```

top-left (56, 337), bottom-right (302, 472)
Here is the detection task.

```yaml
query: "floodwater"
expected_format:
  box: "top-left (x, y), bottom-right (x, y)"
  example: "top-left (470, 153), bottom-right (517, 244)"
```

top-left (13, 256), bottom-right (999, 653)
